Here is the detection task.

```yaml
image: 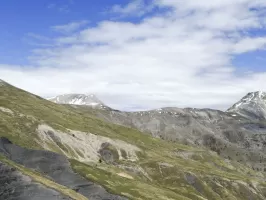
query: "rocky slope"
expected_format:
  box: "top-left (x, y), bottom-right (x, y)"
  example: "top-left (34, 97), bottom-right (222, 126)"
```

top-left (58, 93), bottom-right (266, 173)
top-left (1, 80), bottom-right (266, 200)
top-left (97, 108), bottom-right (265, 171)
top-left (0, 160), bottom-right (71, 200)
top-left (0, 137), bottom-right (127, 200)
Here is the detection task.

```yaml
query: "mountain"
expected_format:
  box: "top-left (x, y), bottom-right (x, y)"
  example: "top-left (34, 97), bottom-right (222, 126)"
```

top-left (48, 92), bottom-right (266, 173)
top-left (48, 94), bottom-right (109, 110)
top-left (1, 81), bottom-right (266, 200)
top-left (93, 107), bottom-right (266, 171)
top-left (67, 93), bottom-right (266, 174)
top-left (227, 91), bottom-right (266, 120)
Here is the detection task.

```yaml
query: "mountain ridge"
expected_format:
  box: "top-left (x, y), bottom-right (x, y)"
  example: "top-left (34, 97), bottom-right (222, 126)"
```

top-left (49, 91), bottom-right (266, 119)
top-left (60, 91), bottom-right (266, 173)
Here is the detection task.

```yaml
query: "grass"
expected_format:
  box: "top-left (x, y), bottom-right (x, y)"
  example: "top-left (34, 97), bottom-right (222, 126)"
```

top-left (70, 144), bottom-right (266, 200)
top-left (70, 156), bottom-right (266, 200)
top-left (70, 159), bottom-right (192, 200)
top-left (0, 81), bottom-right (177, 150)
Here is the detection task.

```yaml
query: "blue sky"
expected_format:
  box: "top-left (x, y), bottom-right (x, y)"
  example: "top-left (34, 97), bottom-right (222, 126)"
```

top-left (233, 50), bottom-right (266, 73)
top-left (0, 0), bottom-right (122, 65)
top-left (0, 0), bottom-right (160, 66)
top-left (1, 0), bottom-right (266, 110)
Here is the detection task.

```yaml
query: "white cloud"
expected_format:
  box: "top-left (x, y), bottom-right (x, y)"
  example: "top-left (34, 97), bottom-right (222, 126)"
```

top-left (233, 37), bottom-right (266, 53)
top-left (52, 20), bottom-right (89, 33)
top-left (2, 0), bottom-right (266, 111)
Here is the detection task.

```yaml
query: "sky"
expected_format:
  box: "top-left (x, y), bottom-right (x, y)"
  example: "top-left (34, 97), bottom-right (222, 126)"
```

top-left (1, 0), bottom-right (266, 111)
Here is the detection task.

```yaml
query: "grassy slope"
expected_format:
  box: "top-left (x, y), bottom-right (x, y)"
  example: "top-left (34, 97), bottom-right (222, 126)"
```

top-left (1, 81), bottom-right (266, 200)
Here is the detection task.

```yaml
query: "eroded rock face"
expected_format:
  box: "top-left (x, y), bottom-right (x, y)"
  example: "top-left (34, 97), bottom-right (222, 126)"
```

top-left (0, 137), bottom-right (127, 200)
top-left (0, 161), bottom-right (71, 200)
top-left (98, 142), bottom-right (119, 164)
top-left (36, 124), bottom-right (140, 163)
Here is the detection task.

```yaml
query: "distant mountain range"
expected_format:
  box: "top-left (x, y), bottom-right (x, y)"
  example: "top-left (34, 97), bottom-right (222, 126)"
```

top-left (48, 91), bottom-right (266, 172)
top-left (49, 91), bottom-right (266, 120)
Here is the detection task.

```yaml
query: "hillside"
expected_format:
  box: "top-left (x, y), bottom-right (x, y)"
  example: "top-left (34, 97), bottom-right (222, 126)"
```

top-left (65, 98), bottom-right (266, 173)
top-left (1, 80), bottom-right (266, 200)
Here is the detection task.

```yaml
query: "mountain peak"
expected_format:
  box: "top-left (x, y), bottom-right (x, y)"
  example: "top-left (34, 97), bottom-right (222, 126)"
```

top-left (230, 91), bottom-right (266, 109)
top-left (227, 91), bottom-right (266, 120)
top-left (245, 91), bottom-right (266, 99)
top-left (48, 93), bottom-right (106, 108)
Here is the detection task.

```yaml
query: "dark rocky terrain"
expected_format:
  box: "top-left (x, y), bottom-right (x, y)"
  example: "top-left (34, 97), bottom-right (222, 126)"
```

top-left (0, 160), bottom-right (71, 200)
top-left (0, 137), bottom-right (127, 200)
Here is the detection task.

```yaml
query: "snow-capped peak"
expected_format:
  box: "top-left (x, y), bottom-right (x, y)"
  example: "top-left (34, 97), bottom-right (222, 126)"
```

top-left (230, 91), bottom-right (266, 109)
top-left (227, 91), bottom-right (266, 120)
top-left (48, 94), bottom-right (106, 108)
top-left (242, 91), bottom-right (265, 100)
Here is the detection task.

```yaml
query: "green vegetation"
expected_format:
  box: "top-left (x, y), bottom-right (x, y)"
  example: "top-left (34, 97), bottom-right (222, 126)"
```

top-left (0, 81), bottom-right (182, 150)
top-left (70, 159), bottom-right (192, 200)
top-left (1, 81), bottom-right (266, 200)
top-left (70, 154), bottom-right (266, 200)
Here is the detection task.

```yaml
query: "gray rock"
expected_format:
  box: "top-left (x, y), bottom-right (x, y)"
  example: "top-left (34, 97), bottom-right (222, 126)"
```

top-left (0, 161), bottom-right (71, 200)
top-left (185, 173), bottom-right (203, 193)
top-left (98, 142), bottom-right (119, 164)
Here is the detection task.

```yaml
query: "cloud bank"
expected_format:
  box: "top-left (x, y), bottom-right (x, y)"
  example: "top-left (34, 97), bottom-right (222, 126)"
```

top-left (2, 0), bottom-right (266, 111)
